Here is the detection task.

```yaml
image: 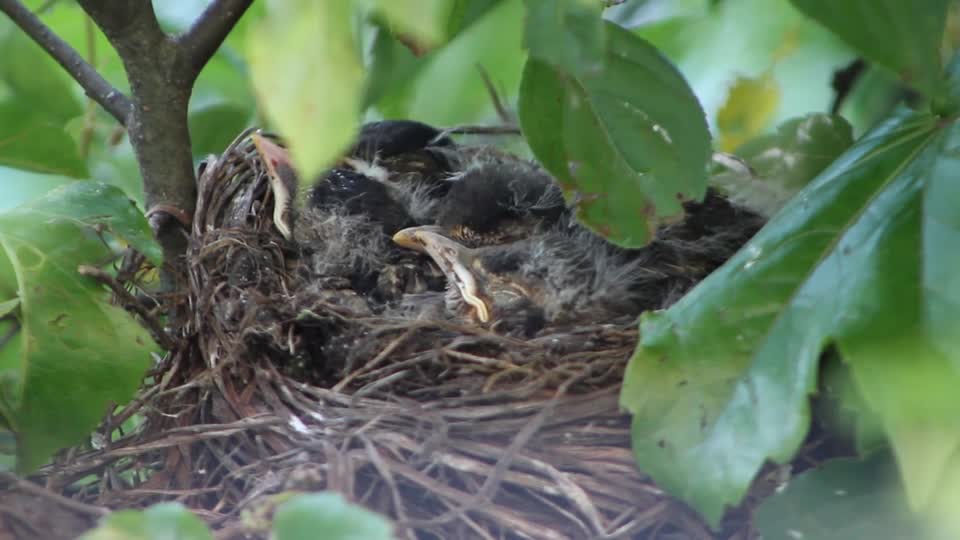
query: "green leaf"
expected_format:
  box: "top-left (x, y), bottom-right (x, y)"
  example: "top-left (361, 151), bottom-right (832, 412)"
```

top-left (713, 113), bottom-right (854, 214)
top-left (518, 22), bottom-right (711, 247)
top-left (0, 102), bottom-right (87, 178)
top-left (272, 493), bottom-right (393, 540)
top-left (605, 0), bottom-right (709, 28)
top-left (363, 1), bottom-right (507, 112)
top-left (0, 167), bottom-right (75, 213)
top-left (740, 113), bottom-right (854, 189)
top-left (0, 298), bottom-right (19, 318)
top-left (247, 1), bottom-right (363, 183)
top-left (372, 0), bottom-right (454, 51)
top-left (0, 182), bottom-right (159, 471)
top-left (0, 24), bottom-right (83, 123)
top-left (789, 0), bottom-right (948, 100)
top-left (376, 0), bottom-right (526, 125)
top-left (522, 0), bottom-right (606, 75)
top-left (189, 102), bottom-right (252, 157)
top-left (79, 503), bottom-right (213, 540)
top-left (445, 0), bottom-right (505, 37)
top-left (620, 105), bottom-right (960, 525)
top-left (363, 25), bottom-right (423, 109)
top-left (756, 451), bottom-right (952, 540)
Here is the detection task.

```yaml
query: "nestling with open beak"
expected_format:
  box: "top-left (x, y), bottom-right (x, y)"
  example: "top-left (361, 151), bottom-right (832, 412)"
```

top-left (394, 187), bottom-right (764, 334)
top-left (252, 119), bottom-right (765, 334)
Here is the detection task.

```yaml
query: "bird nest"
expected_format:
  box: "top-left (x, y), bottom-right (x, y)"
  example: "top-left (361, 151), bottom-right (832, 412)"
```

top-left (27, 129), bottom-right (769, 540)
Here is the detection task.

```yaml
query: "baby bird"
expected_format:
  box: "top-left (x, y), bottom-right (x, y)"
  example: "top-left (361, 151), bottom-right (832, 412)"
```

top-left (251, 120), bottom-right (465, 303)
top-left (252, 119), bottom-right (764, 331)
top-left (381, 132), bottom-right (765, 333)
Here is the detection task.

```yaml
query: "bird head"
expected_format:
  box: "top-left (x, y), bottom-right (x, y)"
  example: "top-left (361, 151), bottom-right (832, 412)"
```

top-left (391, 220), bottom-right (667, 336)
top-left (431, 155), bottom-right (566, 247)
top-left (251, 132), bottom-right (298, 239)
top-left (391, 225), bottom-right (549, 334)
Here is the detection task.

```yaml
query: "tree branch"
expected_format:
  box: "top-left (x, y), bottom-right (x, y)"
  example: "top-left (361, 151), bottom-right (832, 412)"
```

top-left (176, 0), bottom-right (254, 80)
top-left (0, 0), bottom-right (132, 124)
top-left (77, 0), bottom-right (197, 283)
top-left (5, 0), bottom-right (252, 289)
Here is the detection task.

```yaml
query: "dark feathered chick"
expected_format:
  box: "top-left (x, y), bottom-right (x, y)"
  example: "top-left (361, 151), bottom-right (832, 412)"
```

top-left (312, 120), bottom-right (458, 233)
top-left (394, 184), bottom-right (764, 334)
top-left (431, 151), bottom-right (566, 247)
top-left (250, 121), bottom-right (460, 301)
top-left (253, 119), bottom-right (763, 331)
top-left (250, 120), bottom-right (457, 239)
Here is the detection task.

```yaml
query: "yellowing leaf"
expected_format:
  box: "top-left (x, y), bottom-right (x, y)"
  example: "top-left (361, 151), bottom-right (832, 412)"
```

top-left (717, 73), bottom-right (781, 151)
top-left (247, 1), bottom-right (363, 183)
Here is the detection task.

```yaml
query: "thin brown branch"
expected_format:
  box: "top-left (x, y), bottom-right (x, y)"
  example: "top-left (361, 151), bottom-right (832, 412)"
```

top-left (441, 124), bottom-right (522, 136)
top-left (77, 265), bottom-right (177, 350)
top-left (176, 0), bottom-right (254, 80)
top-left (476, 64), bottom-right (513, 123)
top-left (75, 0), bottom-right (166, 47)
top-left (0, 0), bottom-right (132, 124)
top-left (0, 471), bottom-right (109, 518)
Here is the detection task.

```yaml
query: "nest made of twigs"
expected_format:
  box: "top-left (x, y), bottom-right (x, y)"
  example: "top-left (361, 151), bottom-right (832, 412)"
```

top-left (20, 129), bottom-right (771, 540)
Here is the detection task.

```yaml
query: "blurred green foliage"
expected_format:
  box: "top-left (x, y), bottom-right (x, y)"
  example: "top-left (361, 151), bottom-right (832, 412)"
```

top-left (78, 494), bottom-right (393, 540)
top-left (79, 503), bottom-right (213, 540)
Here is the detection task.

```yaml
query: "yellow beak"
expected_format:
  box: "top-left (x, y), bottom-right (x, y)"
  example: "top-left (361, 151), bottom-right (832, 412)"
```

top-left (392, 226), bottom-right (491, 323)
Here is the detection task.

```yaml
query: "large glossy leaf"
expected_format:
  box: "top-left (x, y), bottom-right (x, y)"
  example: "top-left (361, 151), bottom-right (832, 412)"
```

top-left (789, 0), bottom-right (949, 100)
top-left (518, 22), bottom-right (710, 247)
top-left (78, 503), bottom-right (212, 540)
top-left (756, 451), bottom-right (952, 540)
top-left (523, 0), bottom-right (605, 75)
top-left (272, 493), bottom-right (393, 540)
top-left (247, 0), bottom-right (363, 183)
top-left (621, 103), bottom-right (960, 525)
top-left (0, 182), bottom-right (159, 471)
top-left (0, 102), bottom-right (88, 178)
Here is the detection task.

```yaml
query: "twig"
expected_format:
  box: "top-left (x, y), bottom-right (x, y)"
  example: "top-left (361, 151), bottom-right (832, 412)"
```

top-left (176, 0), bottom-right (254, 80)
top-left (79, 14), bottom-right (98, 158)
top-left (476, 64), bottom-right (513, 123)
top-left (441, 124), bottom-right (522, 136)
top-left (0, 0), bottom-right (132, 124)
top-left (0, 471), bottom-right (109, 518)
top-left (77, 265), bottom-right (177, 350)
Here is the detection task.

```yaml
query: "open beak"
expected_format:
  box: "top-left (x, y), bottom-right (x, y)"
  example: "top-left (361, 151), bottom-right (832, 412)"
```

top-left (251, 132), bottom-right (297, 240)
top-left (392, 226), bottom-right (491, 323)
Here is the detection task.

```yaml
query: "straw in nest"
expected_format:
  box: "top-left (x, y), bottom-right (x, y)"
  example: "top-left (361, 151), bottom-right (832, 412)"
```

top-left (28, 126), bottom-right (777, 540)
